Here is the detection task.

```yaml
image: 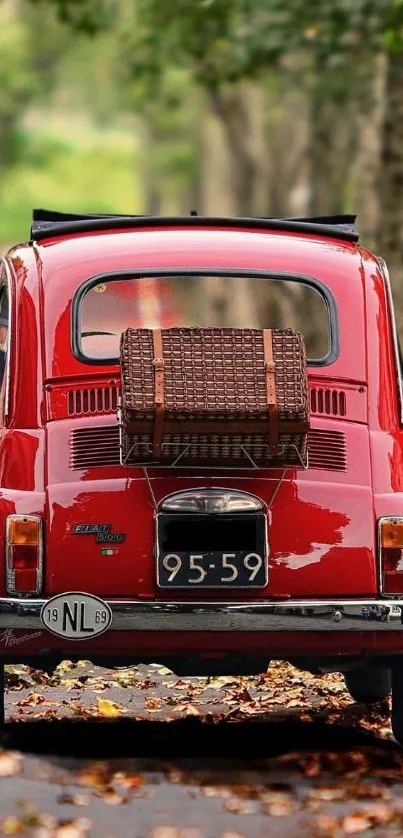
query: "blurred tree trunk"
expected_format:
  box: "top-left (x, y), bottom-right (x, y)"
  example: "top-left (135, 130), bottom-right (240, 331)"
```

top-left (178, 124), bottom-right (202, 214)
top-left (206, 82), bottom-right (271, 217)
top-left (308, 57), bottom-right (357, 217)
top-left (200, 83), bottom-right (271, 326)
top-left (201, 105), bottom-right (236, 215)
top-left (141, 119), bottom-right (162, 215)
top-left (308, 57), bottom-right (333, 215)
top-left (258, 56), bottom-right (312, 218)
top-left (207, 85), bottom-right (255, 215)
top-left (349, 55), bottom-right (385, 251)
top-left (378, 49), bottom-right (403, 329)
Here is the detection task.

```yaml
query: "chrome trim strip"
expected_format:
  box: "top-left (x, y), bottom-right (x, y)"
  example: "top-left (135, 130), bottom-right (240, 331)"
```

top-left (0, 598), bottom-right (403, 633)
top-left (0, 256), bottom-right (12, 419)
top-left (380, 259), bottom-right (403, 424)
top-left (158, 487), bottom-right (266, 512)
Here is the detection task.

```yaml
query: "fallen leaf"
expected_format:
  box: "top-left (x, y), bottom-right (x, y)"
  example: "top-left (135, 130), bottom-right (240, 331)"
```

top-left (96, 698), bottom-right (125, 718)
top-left (268, 801), bottom-right (294, 816)
top-left (342, 813), bottom-right (372, 834)
top-left (208, 677), bottom-right (239, 690)
top-left (54, 820), bottom-right (92, 838)
top-left (0, 753), bottom-right (21, 777)
top-left (76, 767), bottom-right (108, 789)
top-left (4, 674), bottom-right (31, 691)
top-left (16, 693), bottom-right (46, 707)
top-left (1, 817), bottom-right (25, 835)
top-left (144, 697), bottom-right (163, 711)
top-left (314, 814), bottom-right (338, 834)
top-left (224, 800), bottom-right (246, 813)
top-left (55, 661), bottom-right (76, 674)
top-left (308, 786), bottom-right (346, 802)
top-left (61, 679), bottom-right (85, 691)
top-left (185, 705), bottom-right (200, 717)
top-left (114, 772), bottom-right (144, 790)
top-left (58, 793), bottom-right (90, 807)
top-left (101, 789), bottom-right (127, 806)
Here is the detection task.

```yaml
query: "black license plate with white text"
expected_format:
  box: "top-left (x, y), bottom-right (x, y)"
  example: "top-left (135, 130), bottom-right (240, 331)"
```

top-left (157, 513), bottom-right (267, 589)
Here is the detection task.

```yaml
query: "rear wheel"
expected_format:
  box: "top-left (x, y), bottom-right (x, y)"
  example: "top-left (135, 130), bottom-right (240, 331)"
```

top-left (392, 664), bottom-right (403, 745)
top-left (0, 664), bottom-right (5, 726)
top-left (344, 665), bottom-right (391, 704)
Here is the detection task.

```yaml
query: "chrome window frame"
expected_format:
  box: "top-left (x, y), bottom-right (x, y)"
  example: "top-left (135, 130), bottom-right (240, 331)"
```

top-left (0, 257), bottom-right (12, 420)
top-left (72, 269), bottom-right (339, 368)
top-left (380, 259), bottom-right (403, 425)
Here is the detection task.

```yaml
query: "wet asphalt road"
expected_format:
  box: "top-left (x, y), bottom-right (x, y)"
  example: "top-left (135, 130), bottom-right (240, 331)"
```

top-left (0, 661), bottom-right (403, 837)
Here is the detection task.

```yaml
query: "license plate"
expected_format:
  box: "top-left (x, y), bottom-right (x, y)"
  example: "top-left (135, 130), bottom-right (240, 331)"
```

top-left (157, 513), bottom-right (267, 589)
top-left (41, 592), bottom-right (112, 640)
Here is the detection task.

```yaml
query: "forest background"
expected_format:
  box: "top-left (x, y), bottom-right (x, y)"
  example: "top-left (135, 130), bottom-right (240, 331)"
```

top-left (1, 0), bottom-right (403, 323)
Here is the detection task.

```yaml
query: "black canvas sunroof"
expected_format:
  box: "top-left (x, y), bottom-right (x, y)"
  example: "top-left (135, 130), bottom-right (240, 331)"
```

top-left (30, 209), bottom-right (358, 243)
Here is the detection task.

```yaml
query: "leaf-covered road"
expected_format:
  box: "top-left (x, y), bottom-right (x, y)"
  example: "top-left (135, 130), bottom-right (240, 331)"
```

top-left (0, 660), bottom-right (402, 836)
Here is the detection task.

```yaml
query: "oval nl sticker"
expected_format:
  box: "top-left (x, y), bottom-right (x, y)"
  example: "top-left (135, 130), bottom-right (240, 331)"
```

top-left (41, 592), bottom-right (112, 640)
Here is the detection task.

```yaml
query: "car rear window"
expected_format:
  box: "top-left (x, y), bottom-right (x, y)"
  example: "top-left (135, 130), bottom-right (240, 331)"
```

top-left (75, 273), bottom-right (334, 365)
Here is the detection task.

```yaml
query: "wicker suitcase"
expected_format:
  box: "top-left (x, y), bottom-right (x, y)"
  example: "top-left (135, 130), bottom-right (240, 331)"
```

top-left (119, 327), bottom-right (309, 468)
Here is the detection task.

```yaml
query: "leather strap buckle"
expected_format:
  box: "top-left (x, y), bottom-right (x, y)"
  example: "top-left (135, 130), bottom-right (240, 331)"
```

top-left (152, 331), bottom-right (165, 455)
top-left (263, 329), bottom-right (278, 456)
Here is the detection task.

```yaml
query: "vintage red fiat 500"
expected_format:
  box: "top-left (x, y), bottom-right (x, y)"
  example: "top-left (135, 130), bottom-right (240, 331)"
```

top-left (1, 210), bottom-right (403, 739)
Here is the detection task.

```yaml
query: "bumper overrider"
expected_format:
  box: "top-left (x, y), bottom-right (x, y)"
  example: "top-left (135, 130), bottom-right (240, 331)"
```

top-left (0, 598), bottom-right (403, 632)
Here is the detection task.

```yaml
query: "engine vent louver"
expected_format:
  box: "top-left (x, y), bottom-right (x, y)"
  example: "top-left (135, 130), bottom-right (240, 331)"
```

top-left (66, 385), bottom-right (348, 420)
top-left (66, 385), bottom-right (347, 420)
top-left (307, 429), bottom-right (346, 471)
top-left (310, 387), bottom-right (346, 417)
top-left (67, 385), bottom-right (120, 417)
top-left (70, 426), bottom-right (121, 469)
top-left (69, 427), bottom-right (347, 472)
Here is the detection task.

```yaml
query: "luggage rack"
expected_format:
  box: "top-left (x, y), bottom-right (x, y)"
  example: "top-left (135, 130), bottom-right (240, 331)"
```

top-left (117, 409), bottom-right (309, 471)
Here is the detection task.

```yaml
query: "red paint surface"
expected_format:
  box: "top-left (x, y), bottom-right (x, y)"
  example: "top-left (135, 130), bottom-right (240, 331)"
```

top-left (2, 224), bottom-right (403, 659)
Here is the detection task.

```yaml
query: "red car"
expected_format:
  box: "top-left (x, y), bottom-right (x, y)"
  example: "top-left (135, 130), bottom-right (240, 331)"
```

top-left (2, 210), bottom-right (403, 739)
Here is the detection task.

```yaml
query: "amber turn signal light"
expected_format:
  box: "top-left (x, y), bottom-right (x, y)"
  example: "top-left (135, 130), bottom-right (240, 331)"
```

top-left (8, 516), bottom-right (40, 546)
top-left (6, 515), bottom-right (43, 595)
top-left (379, 518), bottom-right (403, 549)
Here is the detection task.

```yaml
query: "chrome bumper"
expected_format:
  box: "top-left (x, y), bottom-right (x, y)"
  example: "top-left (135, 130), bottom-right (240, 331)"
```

top-left (0, 598), bottom-right (403, 632)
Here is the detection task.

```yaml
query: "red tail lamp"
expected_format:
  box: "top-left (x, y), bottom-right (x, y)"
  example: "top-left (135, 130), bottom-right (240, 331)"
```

top-left (379, 518), bottom-right (403, 595)
top-left (6, 515), bottom-right (43, 594)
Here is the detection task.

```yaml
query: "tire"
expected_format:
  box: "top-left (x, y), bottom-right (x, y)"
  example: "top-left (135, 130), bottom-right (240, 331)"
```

top-left (344, 665), bottom-right (391, 704)
top-left (392, 665), bottom-right (403, 745)
top-left (0, 664), bottom-right (5, 727)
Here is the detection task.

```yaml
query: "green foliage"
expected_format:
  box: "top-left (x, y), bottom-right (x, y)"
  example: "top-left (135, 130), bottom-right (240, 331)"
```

top-left (0, 121), bottom-right (142, 244)
top-left (123, 0), bottom-right (403, 88)
top-left (125, 0), bottom-right (286, 87)
top-left (29, 0), bottom-right (116, 34)
top-left (0, 0), bottom-right (72, 166)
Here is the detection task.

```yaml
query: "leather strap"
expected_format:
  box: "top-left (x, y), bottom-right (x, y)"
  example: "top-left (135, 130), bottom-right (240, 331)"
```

top-left (152, 329), bottom-right (165, 456)
top-left (263, 329), bottom-right (278, 454)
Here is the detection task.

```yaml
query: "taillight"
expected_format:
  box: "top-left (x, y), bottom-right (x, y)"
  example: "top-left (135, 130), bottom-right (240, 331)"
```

top-left (6, 515), bottom-right (43, 594)
top-left (379, 517), bottom-right (403, 594)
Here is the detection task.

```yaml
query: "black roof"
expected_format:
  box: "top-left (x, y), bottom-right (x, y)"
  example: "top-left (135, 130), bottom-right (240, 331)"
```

top-left (30, 209), bottom-right (358, 243)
